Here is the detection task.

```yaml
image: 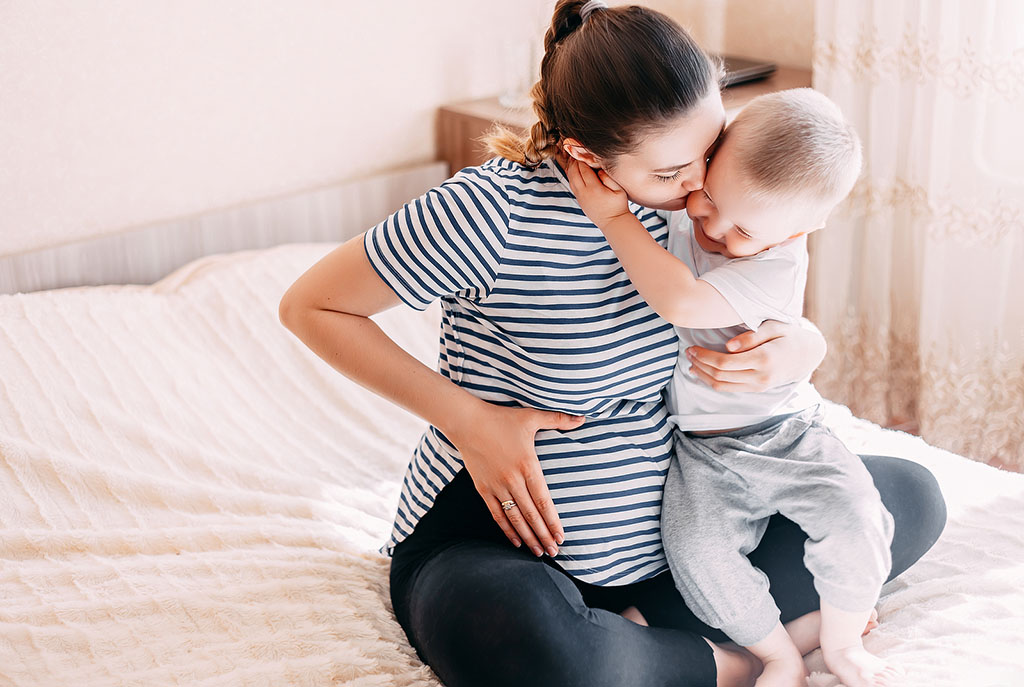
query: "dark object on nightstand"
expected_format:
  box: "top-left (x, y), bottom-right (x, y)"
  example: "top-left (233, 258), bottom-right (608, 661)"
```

top-left (719, 55), bottom-right (778, 87)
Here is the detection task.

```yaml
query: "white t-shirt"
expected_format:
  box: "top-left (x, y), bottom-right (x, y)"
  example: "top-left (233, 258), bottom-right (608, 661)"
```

top-left (665, 212), bottom-right (822, 431)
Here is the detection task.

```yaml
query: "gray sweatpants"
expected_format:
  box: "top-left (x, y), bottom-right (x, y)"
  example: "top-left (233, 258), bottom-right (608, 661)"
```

top-left (661, 405), bottom-right (895, 647)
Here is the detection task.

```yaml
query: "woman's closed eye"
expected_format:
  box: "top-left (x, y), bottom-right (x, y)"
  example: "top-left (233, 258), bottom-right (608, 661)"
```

top-left (652, 159), bottom-right (695, 182)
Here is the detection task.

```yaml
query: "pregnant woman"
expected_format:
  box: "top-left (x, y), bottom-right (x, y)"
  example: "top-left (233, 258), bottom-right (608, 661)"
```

top-left (279, 2), bottom-right (946, 685)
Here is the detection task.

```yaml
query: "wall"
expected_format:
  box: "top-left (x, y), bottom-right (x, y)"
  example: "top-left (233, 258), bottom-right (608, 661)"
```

top-left (0, 0), bottom-right (549, 257)
top-left (0, 0), bottom-right (812, 260)
top-left (632, 0), bottom-right (814, 68)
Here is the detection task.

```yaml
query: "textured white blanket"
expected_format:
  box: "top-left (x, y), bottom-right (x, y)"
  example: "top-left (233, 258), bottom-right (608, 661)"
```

top-left (1, 244), bottom-right (1021, 687)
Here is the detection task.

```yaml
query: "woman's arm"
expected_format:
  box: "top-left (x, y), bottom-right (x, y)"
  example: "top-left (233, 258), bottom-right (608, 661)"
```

top-left (279, 235), bottom-right (581, 558)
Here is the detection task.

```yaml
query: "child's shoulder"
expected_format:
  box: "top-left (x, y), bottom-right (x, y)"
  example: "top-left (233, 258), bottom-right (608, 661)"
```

top-left (724, 236), bottom-right (809, 285)
top-left (745, 235), bottom-right (808, 266)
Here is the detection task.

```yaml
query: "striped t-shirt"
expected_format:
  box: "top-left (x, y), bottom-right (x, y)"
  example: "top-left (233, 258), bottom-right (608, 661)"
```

top-left (364, 157), bottom-right (679, 586)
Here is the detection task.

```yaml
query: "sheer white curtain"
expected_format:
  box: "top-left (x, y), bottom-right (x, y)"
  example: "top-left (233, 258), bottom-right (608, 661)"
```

top-left (808, 0), bottom-right (1024, 470)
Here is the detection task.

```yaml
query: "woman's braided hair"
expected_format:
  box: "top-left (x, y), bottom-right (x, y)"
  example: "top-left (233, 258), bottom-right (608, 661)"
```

top-left (486, 0), bottom-right (720, 169)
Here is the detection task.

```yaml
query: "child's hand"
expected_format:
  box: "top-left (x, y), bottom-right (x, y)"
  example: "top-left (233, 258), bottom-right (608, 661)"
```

top-left (566, 158), bottom-right (632, 229)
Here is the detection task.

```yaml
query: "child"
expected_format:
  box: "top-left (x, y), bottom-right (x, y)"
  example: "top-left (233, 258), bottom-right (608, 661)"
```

top-left (567, 88), bottom-right (901, 687)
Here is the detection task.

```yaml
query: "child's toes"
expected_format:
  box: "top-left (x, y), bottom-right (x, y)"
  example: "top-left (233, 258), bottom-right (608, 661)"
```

top-left (876, 665), bottom-right (904, 686)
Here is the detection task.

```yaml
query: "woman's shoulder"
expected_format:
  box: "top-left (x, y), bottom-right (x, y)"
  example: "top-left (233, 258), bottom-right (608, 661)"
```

top-left (448, 157), bottom-right (567, 198)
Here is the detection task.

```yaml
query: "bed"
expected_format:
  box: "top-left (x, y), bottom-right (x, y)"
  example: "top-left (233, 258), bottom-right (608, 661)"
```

top-left (1, 242), bottom-right (1021, 687)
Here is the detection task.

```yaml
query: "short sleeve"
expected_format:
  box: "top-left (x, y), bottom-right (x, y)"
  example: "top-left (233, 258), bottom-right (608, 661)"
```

top-left (363, 165), bottom-right (510, 311)
top-left (697, 237), bottom-right (808, 330)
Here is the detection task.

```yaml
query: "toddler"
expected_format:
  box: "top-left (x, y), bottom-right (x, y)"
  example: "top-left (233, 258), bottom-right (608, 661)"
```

top-left (568, 88), bottom-right (900, 687)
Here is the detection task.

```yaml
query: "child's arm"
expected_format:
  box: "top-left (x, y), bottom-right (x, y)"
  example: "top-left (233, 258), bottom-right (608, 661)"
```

top-left (566, 159), bottom-right (743, 329)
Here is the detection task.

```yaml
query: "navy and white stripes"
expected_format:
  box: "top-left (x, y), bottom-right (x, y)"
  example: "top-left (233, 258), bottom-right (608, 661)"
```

top-left (365, 157), bottom-right (679, 586)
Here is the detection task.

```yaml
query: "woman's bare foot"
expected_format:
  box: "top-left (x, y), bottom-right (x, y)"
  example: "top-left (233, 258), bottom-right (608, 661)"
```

top-left (822, 643), bottom-right (904, 687)
top-left (784, 608), bottom-right (880, 656)
top-left (863, 607), bottom-right (880, 636)
top-left (620, 605), bottom-right (648, 626)
top-left (707, 639), bottom-right (763, 687)
top-left (754, 654), bottom-right (808, 687)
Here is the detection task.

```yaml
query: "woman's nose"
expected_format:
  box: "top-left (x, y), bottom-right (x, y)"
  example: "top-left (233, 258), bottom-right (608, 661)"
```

top-left (682, 158), bottom-right (708, 193)
top-left (682, 172), bottom-right (703, 193)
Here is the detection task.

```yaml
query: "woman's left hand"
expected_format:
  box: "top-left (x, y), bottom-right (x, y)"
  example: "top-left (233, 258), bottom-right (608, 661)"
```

top-left (685, 320), bottom-right (826, 392)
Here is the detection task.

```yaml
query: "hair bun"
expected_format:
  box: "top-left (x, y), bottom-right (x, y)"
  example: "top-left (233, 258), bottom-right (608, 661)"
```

top-left (485, 0), bottom-right (717, 169)
top-left (579, 0), bottom-right (607, 22)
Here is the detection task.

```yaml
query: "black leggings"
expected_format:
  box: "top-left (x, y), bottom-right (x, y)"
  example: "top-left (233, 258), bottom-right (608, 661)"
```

top-left (389, 455), bottom-right (946, 687)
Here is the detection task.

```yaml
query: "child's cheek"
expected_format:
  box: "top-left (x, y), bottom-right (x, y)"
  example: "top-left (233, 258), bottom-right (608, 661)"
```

top-left (728, 237), bottom-right (752, 258)
top-left (687, 193), bottom-right (706, 214)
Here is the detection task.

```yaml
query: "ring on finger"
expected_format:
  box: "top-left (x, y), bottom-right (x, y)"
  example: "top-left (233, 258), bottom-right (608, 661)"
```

top-left (500, 499), bottom-right (517, 511)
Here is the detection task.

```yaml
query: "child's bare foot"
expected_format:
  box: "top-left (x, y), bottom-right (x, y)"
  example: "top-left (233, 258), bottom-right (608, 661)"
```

top-left (620, 605), bottom-right (648, 626)
top-left (822, 643), bottom-right (904, 687)
top-left (753, 654), bottom-right (808, 687)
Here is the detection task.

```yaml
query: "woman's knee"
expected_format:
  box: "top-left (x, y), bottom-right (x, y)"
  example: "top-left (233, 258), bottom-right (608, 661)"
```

top-left (860, 455), bottom-right (948, 577)
top-left (402, 543), bottom-right (618, 687)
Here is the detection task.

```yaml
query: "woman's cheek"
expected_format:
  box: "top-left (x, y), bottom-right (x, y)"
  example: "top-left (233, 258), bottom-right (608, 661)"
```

top-left (628, 185), bottom-right (680, 210)
top-left (608, 174), bottom-right (651, 205)
top-left (632, 180), bottom-right (662, 200)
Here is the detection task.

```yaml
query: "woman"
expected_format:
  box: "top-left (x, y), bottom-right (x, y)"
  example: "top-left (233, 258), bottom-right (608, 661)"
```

top-left (279, 2), bottom-right (946, 685)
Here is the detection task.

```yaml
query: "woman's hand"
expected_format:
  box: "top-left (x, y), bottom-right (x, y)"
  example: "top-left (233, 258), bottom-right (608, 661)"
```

top-left (446, 401), bottom-right (585, 558)
top-left (685, 320), bottom-right (827, 392)
top-left (281, 237), bottom-right (584, 559)
top-left (565, 157), bottom-right (632, 228)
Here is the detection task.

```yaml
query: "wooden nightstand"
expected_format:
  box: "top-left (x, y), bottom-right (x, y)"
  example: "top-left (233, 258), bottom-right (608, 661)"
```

top-left (437, 67), bottom-right (812, 176)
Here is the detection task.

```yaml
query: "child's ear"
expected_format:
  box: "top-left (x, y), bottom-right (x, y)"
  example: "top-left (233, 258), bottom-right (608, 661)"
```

top-left (562, 138), bottom-right (603, 168)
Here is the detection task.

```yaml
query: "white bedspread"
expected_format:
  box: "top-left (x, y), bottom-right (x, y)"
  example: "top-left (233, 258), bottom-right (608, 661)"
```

top-left (1, 244), bottom-right (1021, 687)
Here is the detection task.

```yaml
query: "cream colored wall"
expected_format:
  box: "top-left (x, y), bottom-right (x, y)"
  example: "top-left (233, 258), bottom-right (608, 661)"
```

top-left (0, 0), bottom-right (549, 257)
top-left (628, 0), bottom-right (814, 68)
top-left (0, 0), bottom-right (812, 259)
top-left (723, 0), bottom-right (814, 69)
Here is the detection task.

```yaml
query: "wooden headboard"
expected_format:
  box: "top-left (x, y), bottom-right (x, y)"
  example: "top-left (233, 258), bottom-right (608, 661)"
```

top-left (0, 162), bottom-right (447, 295)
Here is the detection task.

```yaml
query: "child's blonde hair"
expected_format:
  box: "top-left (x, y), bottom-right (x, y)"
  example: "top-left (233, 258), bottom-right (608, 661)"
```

top-left (724, 88), bottom-right (862, 205)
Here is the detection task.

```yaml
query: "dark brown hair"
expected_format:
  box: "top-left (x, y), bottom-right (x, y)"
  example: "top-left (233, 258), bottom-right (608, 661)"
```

top-left (487, 0), bottom-right (720, 169)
